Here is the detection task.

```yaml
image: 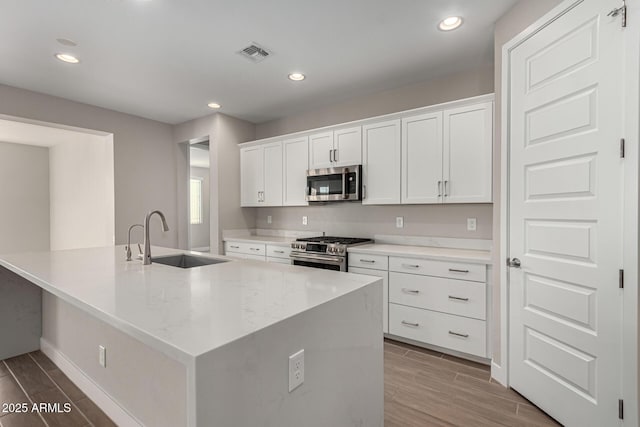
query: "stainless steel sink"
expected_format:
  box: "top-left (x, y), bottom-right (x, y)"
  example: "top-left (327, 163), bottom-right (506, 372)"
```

top-left (151, 254), bottom-right (227, 268)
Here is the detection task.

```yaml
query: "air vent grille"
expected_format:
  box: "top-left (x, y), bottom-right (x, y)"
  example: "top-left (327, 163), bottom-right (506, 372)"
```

top-left (237, 43), bottom-right (272, 63)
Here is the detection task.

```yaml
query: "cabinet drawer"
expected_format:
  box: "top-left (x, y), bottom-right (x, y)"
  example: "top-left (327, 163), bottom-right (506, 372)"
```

top-left (389, 272), bottom-right (485, 320)
top-left (389, 304), bottom-right (486, 358)
top-left (266, 256), bottom-right (291, 265)
top-left (389, 256), bottom-right (485, 282)
top-left (348, 253), bottom-right (388, 271)
top-left (224, 241), bottom-right (266, 256)
top-left (226, 252), bottom-right (265, 262)
top-left (266, 245), bottom-right (292, 259)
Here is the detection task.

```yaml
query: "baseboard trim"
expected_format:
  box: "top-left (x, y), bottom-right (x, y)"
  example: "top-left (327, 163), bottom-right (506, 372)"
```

top-left (490, 360), bottom-right (507, 386)
top-left (40, 338), bottom-right (143, 427)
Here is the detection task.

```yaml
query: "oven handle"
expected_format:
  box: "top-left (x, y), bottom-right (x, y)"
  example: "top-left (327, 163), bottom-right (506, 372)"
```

top-left (290, 253), bottom-right (345, 264)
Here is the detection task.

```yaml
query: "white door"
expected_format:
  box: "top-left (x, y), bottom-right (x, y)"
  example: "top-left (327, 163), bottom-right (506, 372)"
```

top-left (443, 102), bottom-right (493, 203)
top-left (262, 142), bottom-right (283, 206)
top-left (401, 112), bottom-right (443, 204)
top-left (333, 126), bottom-right (362, 167)
top-left (283, 136), bottom-right (309, 206)
top-left (508, 1), bottom-right (623, 426)
top-left (362, 120), bottom-right (401, 205)
top-left (309, 131), bottom-right (334, 169)
top-left (240, 146), bottom-right (263, 207)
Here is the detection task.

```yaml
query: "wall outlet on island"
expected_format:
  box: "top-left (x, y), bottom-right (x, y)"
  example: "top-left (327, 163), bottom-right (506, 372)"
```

top-left (396, 217), bottom-right (404, 228)
top-left (267, 215), bottom-right (272, 224)
top-left (302, 216), bottom-right (308, 225)
top-left (288, 349), bottom-right (304, 392)
top-left (467, 218), bottom-right (477, 231)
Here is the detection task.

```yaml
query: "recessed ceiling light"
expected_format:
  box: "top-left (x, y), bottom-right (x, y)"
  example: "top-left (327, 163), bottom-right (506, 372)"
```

top-left (288, 73), bottom-right (305, 81)
top-left (207, 102), bottom-right (221, 109)
top-left (55, 53), bottom-right (80, 64)
top-left (438, 16), bottom-right (463, 31)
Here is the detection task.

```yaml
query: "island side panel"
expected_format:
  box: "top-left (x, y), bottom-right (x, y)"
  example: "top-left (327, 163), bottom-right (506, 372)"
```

top-left (41, 292), bottom-right (188, 427)
top-left (194, 279), bottom-right (383, 427)
top-left (0, 266), bottom-right (42, 359)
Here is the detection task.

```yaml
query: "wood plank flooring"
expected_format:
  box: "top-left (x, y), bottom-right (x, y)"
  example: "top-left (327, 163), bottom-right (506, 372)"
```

top-left (0, 341), bottom-right (560, 426)
top-left (0, 352), bottom-right (116, 427)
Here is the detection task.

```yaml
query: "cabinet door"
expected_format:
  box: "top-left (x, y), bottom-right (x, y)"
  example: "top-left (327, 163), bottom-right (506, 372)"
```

top-left (283, 136), bottom-right (309, 206)
top-left (262, 142), bottom-right (283, 206)
top-left (309, 131), bottom-right (334, 169)
top-left (333, 127), bottom-right (362, 166)
top-left (349, 267), bottom-right (389, 333)
top-left (240, 146), bottom-right (263, 207)
top-left (401, 112), bottom-right (443, 204)
top-left (362, 120), bottom-right (401, 205)
top-left (443, 102), bottom-right (493, 203)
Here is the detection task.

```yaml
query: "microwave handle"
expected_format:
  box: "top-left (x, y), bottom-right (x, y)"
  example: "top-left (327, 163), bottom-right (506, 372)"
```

top-left (342, 168), bottom-right (348, 199)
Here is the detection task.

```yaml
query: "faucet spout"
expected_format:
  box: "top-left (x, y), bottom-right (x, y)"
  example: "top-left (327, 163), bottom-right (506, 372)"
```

top-left (143, 210), bottom-right (169, 265)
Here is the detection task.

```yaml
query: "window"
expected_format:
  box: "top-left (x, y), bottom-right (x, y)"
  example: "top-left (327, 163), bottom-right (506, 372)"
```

top-left (190, 177), bottom-right (203, 225)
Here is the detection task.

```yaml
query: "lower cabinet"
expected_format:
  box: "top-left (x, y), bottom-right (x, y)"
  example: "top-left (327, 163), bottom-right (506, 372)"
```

top-left (224, 241), bottom-right (292, 264)
top-left (349, 267), bottom-right (389, 333)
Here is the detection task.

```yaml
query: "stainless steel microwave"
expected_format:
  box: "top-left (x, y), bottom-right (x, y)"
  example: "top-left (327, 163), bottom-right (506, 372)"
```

top-left (306, 165), bottom-right (362, 202)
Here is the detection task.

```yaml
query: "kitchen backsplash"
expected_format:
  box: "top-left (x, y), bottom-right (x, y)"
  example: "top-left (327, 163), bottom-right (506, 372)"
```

top-left (255, 203), bottom-right (493, 239)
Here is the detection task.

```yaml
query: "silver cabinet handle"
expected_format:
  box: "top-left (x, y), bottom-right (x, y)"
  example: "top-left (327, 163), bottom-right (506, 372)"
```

top-left (444, 180), bottom-right (449, 197)
top-left (402, 288), bottom-right (420, 295)
top-left (274, 250), bottom-right (285, 254)
top-left (448, 296), bottom-right (469, 301)
top-left (334, 149), bottom-right (338, 162)
top-left (507, 258), bottom-right (521, 268)
top-left (229, 245), bottom-right (240, 249)
top-left (448, 331), bottom-right (469, 338)
top-left (329, 149), bottom-right (333, 163)
top-left (401, 263), bottom-right (420, 269)
top-left (359, 259), bottom-right (375, 263)
top-left (449, 268), bottom-right (469, 273)
top-left (250, 248), bottom-right (260, 252)
top-left (437, 180), bottom-right (442, 197)
top-left (401, 321), bottom-right (420, 327)
top-left (363, 184), bottom-right (367, 199)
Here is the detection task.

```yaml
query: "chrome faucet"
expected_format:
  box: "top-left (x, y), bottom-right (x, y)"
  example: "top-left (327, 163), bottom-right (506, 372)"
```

top-left (126, 224), bottom-right (144, 261)
top-left (143, 210), bottom-right (169, 265)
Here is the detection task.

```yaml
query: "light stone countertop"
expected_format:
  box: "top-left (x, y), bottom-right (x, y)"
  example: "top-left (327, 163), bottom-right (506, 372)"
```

top-left (223, 235), bottom-right (294, 246)
top-left (348, 244), bottom-right (491, 264)
top-left (0, 246), bottom-right (379, 363)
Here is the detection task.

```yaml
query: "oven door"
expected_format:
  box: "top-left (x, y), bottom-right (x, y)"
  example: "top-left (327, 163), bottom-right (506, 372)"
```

top-left (290, 253), bottom-right (346, 272)
top-left (306, 165), bottom-right (361, 202)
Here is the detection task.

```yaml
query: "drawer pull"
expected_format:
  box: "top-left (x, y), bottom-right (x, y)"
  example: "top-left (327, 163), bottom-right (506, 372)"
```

top-left (449, 268), bottom-right (470, 273)
top-left (448, 331), bottom-right (469, 338)
top-left (250, 248), bottom-right (261, 252)
top-left (402, 263), bottom-right (420, 269)
top-left (274, 250), bottom-right (285, 254)
top-left (448, 296), bottom-right (469, 302)
top-left (402, 288), bottom-right (420, 295)
top-left (401, 320), bottom-right (420, 327)
top-left (359, 259), bottom-right (376, 263)
top-left (229, 245), bottom-right (240, 249)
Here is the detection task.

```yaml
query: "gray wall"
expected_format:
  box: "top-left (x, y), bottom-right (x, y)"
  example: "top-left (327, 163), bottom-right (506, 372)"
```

top-left (0, 84), bottom-right (177, 248)
top-left (189, 166), bottom-right (210, 250)
top-left (491, 0), bottom-right (564, 366)
top-left (0, 141), bottom-right (50, 254)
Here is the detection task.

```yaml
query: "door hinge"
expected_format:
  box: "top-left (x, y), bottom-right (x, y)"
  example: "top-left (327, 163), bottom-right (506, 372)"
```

top-left (618, 399), bottom-right (624, 419)
top-left (608, 1), bottom-right (627, 28)
top-left (619, 269), bottom-right (624, 288)
top-left (620, 138), bottom-right (625, 158)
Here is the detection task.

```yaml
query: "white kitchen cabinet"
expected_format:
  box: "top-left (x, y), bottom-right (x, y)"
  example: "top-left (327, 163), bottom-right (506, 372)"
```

top-left (401, 112), bottom-right (443, 204)
top-left (308, 127), bottom-right (362, 169)
top-left (443, 102), bottom-right (493, 203)
top-left (401, 101), bottom-right (492, 205)
top-left (240, 142), bottom-right (282, 207)
top-left (282, 136), bottom-right (309, 206)
top-left (362, 119), bottom-right (401, 205)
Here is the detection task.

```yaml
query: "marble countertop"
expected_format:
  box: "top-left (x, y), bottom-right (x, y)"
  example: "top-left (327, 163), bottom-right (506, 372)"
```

top-left (223, 236), bottom-right (294, 246)
top-left (347, 244), bottom-right (491, 264)
top-left (0, 246), bottom-right (379, 363)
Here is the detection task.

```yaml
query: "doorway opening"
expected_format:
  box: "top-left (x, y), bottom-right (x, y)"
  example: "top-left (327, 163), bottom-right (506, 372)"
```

top-left (189, 139), bottom-right (210, 252)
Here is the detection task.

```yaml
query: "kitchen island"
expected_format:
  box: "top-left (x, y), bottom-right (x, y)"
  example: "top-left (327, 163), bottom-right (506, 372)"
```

top-left (0, 246), bottom-right (383, 427)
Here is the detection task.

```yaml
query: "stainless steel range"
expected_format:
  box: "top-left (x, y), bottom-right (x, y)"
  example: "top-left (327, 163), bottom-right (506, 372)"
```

top-left (290, 236), bottom-right (373, 272)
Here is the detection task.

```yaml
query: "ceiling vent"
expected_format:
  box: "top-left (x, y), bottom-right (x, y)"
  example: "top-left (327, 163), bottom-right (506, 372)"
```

top-left (237, 43), bottom-right (272, 63)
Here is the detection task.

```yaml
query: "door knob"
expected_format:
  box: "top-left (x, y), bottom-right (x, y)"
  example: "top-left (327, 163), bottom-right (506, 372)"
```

top-left (507, 257), bottom-right (521, 268)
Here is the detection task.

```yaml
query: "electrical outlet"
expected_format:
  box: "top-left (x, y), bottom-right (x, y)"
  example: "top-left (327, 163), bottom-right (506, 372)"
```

top-left (396, 217), bottom-right (404, 228)
top-left (267, 215), bottom-right (272, 224)
top-left (467, 218), bottom-right (477, 231)
top-left (98, 345), bottom-right (106, 368)
top-left (288, 349), bottom-right (304, 392)
top-left (302, 216), bottom-right (308, 225)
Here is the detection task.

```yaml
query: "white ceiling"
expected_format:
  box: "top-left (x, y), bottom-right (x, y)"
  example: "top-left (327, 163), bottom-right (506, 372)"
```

top-left (0, 0), bottom-right (518, 125)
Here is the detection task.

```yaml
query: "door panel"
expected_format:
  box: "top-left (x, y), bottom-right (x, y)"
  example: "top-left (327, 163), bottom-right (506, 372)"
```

top-left (508, 1), bottom-right (623, 425)
top-left (240, 146), bottom-right (263, 207)
top-left (333, 127), bottom-right (362, 167)
top-left (362, 120), bottom-right (400, 205)
top-left (263, 142), bottom-right (282, 206)
top-left (309, 131), bottom-right (334, 169)
top-left (283, 137), bottom-right (309, 206)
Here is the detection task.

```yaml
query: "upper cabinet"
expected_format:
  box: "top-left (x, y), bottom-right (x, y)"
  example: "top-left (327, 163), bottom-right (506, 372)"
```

top-left (401, 101), bottom-right (493, 204)
top-left (240, 142), bottom-right (283, 207)
top-left (309, 127), bottom-right (362, 169)
top-left (362, 119), bottom-right (401, 205)
top-left (283, 136), bottom-right (309, 206)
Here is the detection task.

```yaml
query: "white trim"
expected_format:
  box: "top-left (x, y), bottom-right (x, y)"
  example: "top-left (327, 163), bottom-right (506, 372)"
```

top-left (40, 338), bottom-right (143, 427)
top-left (490, 361), bottom-right (507, 386)
top-left (500, 0), bottom-right (639, 424)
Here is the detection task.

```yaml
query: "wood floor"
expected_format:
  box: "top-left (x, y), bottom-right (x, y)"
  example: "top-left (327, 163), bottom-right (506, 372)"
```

top-left (0, 352), bottom-right (116, 427)
top-left (384, 339), bottom-right (561, 426)
top-left (0, 341), bottom-right (560, 427)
